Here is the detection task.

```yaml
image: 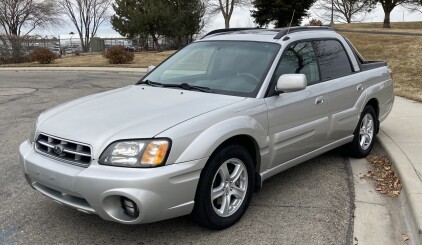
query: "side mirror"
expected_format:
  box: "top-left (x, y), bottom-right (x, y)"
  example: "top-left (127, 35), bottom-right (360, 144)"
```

top-left (147, 66), bottom-right (156, 73)
top-left (276, 74), bottom-right (307, 93)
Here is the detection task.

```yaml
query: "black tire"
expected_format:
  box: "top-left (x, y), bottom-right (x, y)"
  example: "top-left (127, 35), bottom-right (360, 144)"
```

top-left (348, 105), bottom-right (378, 158)
top-left (192, 144), bottom-right (255, 229)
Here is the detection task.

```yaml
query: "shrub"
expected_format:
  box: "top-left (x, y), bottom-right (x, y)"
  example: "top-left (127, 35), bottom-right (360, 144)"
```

top-left (308, 18), bottom-right (323, 26)
top-left (29, 48), bottom-right (57, 64)
top-left (103, 45), bottom-right (134, 64)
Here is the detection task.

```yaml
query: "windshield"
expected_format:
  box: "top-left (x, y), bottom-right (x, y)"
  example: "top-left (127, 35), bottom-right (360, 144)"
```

top-left (142, 41), bottom-right (280, 97)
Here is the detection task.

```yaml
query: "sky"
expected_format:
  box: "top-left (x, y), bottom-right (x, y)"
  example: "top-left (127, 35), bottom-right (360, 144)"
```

top-left (40, 3), bottom-right (422, 39)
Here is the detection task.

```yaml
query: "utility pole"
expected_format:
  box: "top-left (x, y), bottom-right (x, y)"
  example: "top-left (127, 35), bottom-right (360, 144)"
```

top-left (69, 32), bottom-right (74, 48)
top-left (330, 0), bottom-right (334, 26)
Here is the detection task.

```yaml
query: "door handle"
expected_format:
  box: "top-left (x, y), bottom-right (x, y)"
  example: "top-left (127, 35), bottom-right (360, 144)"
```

top-left (315, 96), bottom-right (325, 105)
top-left (357, 84), bottom-right (364, 91)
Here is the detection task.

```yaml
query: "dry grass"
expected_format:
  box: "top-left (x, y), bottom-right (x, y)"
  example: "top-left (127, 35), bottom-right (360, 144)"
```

top-left (334, 21), bottom-right (422, 34)
top-left (1, 51), bottom-right (176, 68)
top-left (342, 32), bottom-right (422, 102)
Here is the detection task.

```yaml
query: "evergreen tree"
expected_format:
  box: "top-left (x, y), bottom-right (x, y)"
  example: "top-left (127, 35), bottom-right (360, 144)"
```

top-left (251, 0), bottom-right (316, 27)
top-left (111, 0), bottom-right (204, 51)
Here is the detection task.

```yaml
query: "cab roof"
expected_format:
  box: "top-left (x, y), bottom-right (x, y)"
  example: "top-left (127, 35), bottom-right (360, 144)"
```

top-left (199, 26), bottom-right (336, 43)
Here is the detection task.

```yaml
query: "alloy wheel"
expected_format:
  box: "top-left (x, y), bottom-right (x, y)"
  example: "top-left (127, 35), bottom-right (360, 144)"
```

top-left (210, 158), bottom-right (248, 217)
top-left (359, 113), bottom-right (374, 151)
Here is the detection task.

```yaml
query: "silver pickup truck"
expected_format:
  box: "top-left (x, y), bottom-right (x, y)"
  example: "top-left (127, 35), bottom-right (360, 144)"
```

top-left (19, 26), bottom-right (394, 229)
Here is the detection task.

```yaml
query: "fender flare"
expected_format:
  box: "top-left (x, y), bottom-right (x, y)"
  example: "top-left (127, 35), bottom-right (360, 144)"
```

top-left (175, 116), bottom-right (268, 165)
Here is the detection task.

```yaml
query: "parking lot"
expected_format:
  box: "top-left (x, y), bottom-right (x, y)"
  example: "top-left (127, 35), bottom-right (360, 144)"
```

top-left (1, 71), bottom-right (354, 244)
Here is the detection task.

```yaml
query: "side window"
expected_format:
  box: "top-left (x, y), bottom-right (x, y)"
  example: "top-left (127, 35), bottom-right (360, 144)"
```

top-left (275, 41), bottom-right (320, 86)
top-left (312, 40), bottom-right (353, 80)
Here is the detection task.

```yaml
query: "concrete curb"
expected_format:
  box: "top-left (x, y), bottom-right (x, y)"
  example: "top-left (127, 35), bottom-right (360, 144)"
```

top-left (377, 130), bottom-right (422, 245)
top-left (0, 67), bottom-right (147, 73)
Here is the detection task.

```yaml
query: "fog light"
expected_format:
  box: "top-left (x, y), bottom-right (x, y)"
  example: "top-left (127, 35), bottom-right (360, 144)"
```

top-left (120, 196), bottom-right (139, 218)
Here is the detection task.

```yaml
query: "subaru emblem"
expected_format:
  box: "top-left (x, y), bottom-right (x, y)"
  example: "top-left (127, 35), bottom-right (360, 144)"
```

top-left (54, 145), bottom-right (64, 155)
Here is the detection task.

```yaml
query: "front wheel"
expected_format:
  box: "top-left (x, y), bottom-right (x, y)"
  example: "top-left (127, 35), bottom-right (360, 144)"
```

top-left (348, 105), bottom-right (378, 158)
top-left (192, 144), bottom-right (255, 229)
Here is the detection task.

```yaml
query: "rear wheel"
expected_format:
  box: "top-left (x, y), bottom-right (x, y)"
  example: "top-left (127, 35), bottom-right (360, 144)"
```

top-left (348, 105), bottom-right (378, 158)
top-left (193, 144), bottom-right (255, 229)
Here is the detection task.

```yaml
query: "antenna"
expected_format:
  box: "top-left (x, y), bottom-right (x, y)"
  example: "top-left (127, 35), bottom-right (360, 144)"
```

top-left (286, 10), bottom-right (296, 35)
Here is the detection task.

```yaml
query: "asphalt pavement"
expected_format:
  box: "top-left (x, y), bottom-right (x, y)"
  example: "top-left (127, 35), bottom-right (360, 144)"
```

top-left (0, 70), bottom-right (355, 244)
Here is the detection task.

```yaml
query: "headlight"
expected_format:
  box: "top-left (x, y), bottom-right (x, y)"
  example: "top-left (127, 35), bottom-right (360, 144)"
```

top-left (29, 121), bottom-right (38, 144)
top-left (99, 139), bottom-right (171, 168)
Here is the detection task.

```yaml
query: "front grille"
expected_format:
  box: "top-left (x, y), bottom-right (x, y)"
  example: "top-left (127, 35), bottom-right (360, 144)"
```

top-left (35, 133), bottom-right (92, 167)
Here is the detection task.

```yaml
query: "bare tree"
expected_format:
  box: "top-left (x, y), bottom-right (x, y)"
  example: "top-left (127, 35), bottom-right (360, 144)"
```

top-left (376, 0), bottom-right (408, 28)
top-left (314, 0), bottom-right (375, 23)
top-left (58, 0), bottom-right (112, 52)
top-left (404, 0), bottom-right (422, 13)
top-left (207, 0), bottom-right (250, 28)
top-left (0, 0), bottom-right (59, 63)
top-left (0, 0), bottom-right (58, 36)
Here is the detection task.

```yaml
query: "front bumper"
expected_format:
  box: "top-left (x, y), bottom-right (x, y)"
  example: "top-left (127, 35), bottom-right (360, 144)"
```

top-left (19, 141), bottom-right (207, 224)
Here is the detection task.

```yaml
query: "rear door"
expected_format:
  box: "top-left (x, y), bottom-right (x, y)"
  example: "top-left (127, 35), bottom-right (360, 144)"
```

top-left (264, 41), bottom-right (330, 169)
top-left (312, 39), bottom-right (365, 142)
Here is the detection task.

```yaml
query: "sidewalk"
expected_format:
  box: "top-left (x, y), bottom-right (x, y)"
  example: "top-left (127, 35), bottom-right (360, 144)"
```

top-left (0, 67), bottom-right (147, 73)
top-left (377, 96), bottom-right (422, 244)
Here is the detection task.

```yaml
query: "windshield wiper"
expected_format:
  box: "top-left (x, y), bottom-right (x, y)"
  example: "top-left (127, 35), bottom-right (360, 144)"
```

top-left (138, 81), bottom-right (214, 93)
top-left (164, 83), bottom-right (214, 93)
top-left (137, 79), bottom-right (163, 87)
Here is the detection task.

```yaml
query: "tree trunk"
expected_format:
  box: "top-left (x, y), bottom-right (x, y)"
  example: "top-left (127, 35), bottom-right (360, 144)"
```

top-left (78, 34), bottom-right (89, 53)
top-left (177, 36), bottom-right (183, 49)
top-left (151, 34), bottom-right (162, 52)
top-left (10, 36), bottom-right (25, 63)
top-left (383, 10), bottom-right (392, 28)
top-left (346, 14), bottom-right (352, 23)
top-left (224, 17), bottom-right (230, 28)
top-left (84, 37), bottom-right (90, 52)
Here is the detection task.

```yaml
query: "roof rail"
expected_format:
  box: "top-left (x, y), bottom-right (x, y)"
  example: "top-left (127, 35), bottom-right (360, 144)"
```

top-left (273, 26), bottom-right (334, 39)
top-left (202, 27), bottom-right (263, 39)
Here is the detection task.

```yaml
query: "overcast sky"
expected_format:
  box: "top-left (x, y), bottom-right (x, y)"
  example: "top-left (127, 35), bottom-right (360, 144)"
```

top-left (42, 3), bottom-right (422, 38)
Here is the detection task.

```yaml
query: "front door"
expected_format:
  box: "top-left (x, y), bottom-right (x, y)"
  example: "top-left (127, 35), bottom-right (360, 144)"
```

top-left (264, 41), bottom-right (330, 169)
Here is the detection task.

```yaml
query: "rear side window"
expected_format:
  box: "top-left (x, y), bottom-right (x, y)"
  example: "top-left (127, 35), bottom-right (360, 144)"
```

top-left (312, 40), bottom-right (353, 80)
top-left (275, 41), bottom-right (320, 86)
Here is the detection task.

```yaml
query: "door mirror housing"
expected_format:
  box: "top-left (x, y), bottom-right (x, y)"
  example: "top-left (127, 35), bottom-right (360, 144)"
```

top-left (276, 74), bottom-right (307, 93)
top-left (147, 66), bottom-right (156, 73)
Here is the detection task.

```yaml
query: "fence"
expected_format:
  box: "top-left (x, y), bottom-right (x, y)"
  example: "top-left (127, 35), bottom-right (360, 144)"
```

top-left (0, 34), bottom-right (195, 64)
top-left (0, 36), bottom-right (179, 53)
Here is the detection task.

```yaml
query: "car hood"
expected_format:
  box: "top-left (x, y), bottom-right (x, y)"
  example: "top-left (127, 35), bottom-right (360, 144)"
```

top-left (37, 85), bottom-right (246, 150)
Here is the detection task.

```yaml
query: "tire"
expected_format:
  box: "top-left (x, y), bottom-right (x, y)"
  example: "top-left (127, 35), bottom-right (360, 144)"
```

top-left (348, 105), bottom-right (378, 158)
top-left (192, 144), bottom-right (255, 229)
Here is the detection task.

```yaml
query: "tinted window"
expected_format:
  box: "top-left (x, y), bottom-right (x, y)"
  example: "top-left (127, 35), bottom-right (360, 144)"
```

top-left (275, 41), bottom-right (320, 86)
top-left (312, 40), bottom-right (353, 80)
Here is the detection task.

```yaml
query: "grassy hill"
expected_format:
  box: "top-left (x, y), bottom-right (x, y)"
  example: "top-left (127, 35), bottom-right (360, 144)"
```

top-left (334, 21), bottom-right (422, 33)
top-left (337, 22), bottom-right (422, 102)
